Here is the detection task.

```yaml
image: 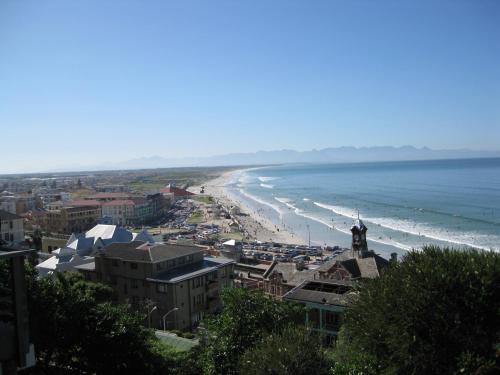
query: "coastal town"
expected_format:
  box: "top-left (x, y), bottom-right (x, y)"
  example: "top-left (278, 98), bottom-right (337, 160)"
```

top-left (2, 165), bottom-right (498, 375)
top-left (1, 168), bottom-right (390, 345)
top-left (2, 0), bottom-right (499, 372)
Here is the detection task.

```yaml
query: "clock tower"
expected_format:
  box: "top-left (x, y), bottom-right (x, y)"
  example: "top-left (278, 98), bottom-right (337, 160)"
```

top-left (351, 217), bottom-right (368, 258)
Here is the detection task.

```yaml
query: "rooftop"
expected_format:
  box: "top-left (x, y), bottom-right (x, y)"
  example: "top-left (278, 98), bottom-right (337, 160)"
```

top-left (96, 242), bottom-right (203, 263)
top-left (283, 280), bottom-right (354, 307)
top-left (87, 192), bottom-right (135, 199)
top-left (65, 199), bottom-right (102, 207)
top-left (101, 200), bottom-right (135, 206)
top-left (263, 261), bottom-right (319, 286)
top-left (160, 186), bottom-right (195, 197)
top-left (148, 256), bottom-right (234, 283)
top-left (0, 209), bottom-right (21, 220)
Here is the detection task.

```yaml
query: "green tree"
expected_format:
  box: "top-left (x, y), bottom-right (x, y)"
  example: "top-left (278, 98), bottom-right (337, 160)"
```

top-left (334, 246), bottom-right (500, 375)
top-left (198, 287), bottom-right (305, 375)
top-left (240, 326), bottom-right (332, 375)
top-left (23, 269), bottom-right (178, 374)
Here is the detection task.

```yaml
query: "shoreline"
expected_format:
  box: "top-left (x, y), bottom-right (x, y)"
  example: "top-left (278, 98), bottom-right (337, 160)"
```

top-left (191, 169), bottom-right (307, 245)
top-left (192, 168), bottom-right (496, 255)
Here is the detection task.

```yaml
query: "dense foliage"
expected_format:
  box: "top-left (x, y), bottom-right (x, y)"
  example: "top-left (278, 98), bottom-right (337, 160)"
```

top-left (239, 326), bottom-right (331, 375)
top-left (197, 287), bottom-right (306, 375)
top-left (334, 246), bottom-right (500, 375)
top-left (20, 267), bottom-right (179, 374)
top-left (4, 245), bottom-right (498, 375)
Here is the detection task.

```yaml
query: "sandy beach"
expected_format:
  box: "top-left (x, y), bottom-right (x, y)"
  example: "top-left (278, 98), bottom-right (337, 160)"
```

top-left (190, 170), bottom-right (306, 245)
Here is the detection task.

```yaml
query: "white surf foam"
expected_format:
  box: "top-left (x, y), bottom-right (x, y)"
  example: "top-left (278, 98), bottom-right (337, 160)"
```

top-left (313, 202), bottom-right (359, 219)
top-left (303, 198), bottom-right (310, 201)
top-left (274, 197), bottom-right (298, 211)
top-left (313, 201), bottom-right (497, 251)
top-left (260, 183), bottom-right (274, 189)
top-left (238, 189), bottom-right (283, 218)
top-left (258, 176), bottom-right (277, 182)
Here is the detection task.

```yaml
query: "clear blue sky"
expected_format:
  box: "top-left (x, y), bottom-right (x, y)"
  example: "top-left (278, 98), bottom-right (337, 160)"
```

top-left (1, 0), bottom-right (499, 173)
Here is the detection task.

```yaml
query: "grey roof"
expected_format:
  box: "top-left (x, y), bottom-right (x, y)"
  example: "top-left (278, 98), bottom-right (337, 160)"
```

top-left (263, 261), bottom-right (319, 287)
top-left (93, 241), bottom-right (148, 260)
top-left (318, 252), bottom-right (389, 279)
top-left (96, 242), bottom-right (204, 263)
top-left (0, 210), bottom-right (21, 220)
top-left (339, 258), bottom-right (362, 278)
top-left (148, 243), bottom-right (202, 262)
top-left (283, 280), bottom-right (355, 307)
top-left (148, 257), bottom-right (234, 283)
top-left (356, 257), bottom-right (381, 278)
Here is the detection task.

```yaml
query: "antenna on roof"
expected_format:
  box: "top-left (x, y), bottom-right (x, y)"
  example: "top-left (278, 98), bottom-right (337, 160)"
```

top-left (357, 208), bottom-right (360, 220)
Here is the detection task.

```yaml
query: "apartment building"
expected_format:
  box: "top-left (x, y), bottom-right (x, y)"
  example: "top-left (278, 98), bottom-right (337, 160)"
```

top-left (100, 200), bottom-right (135, 225)
top-left (0, 210), bottom-right (24, 244)
top-left (41, 205), bottom-right (100, 234)
top-left (76, 242), bottom-right (235, 330)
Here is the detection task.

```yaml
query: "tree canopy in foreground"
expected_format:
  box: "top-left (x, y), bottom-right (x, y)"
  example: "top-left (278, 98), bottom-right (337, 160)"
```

top-left (334, 246), bottom-right (500, 375)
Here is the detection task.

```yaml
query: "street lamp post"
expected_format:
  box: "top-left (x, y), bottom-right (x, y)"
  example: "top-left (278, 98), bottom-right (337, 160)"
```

top-left (147, 306), bottom-right (157, 329)
top-left (162, 307), bottom-right (179, 331)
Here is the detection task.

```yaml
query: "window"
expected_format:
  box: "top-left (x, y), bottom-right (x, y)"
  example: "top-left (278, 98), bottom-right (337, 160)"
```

top-left (131, 279), bottom-right (138, 289)
top-left (192, 276), bottom-right (203, 289)
top-left (9, 221), bottom-right (13, 229)
top-left (187, 255), bottom-right (193, 262)
top-left (130, 262), bottom-right (138, 270)
top-left (156, 263), bottom-right (163, 271)
top-left (110, 276), bottom-right (117, 285)
top-left (112, 259), bottom-right (119, 267)
top-left (156, 283), bottom-right (167, 294)
top-left (220, 268), bottom-right (227, 277)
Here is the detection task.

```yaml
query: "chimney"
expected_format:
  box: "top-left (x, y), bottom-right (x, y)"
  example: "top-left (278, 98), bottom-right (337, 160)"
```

top-left (390, 252), bottom-right (398, 263)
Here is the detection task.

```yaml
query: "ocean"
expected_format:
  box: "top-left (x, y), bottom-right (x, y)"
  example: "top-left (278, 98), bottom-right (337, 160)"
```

top-left (223, 158), bottom-right (500, 257)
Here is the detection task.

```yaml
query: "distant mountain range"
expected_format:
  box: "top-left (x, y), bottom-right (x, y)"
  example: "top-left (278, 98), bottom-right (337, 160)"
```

top-left (105, 146), bottom-right (500, 171)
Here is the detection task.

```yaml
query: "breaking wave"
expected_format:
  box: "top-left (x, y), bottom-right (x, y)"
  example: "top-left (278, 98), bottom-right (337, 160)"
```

top-left (258, 176), bottom-right (277, 182)
top-left (238, 189), bottom-right (283, 218)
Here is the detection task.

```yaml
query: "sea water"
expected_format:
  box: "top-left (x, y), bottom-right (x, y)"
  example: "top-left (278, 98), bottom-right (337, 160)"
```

top-left (223, 158), bottom-right (500, 257)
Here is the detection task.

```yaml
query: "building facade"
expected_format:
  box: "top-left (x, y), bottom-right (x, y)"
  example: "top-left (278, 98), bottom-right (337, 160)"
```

top-left (283, 280), bottom-right (353, 344)
top-left (77, 242), bottom-right (235, 330)
top-left (100, 200), bottom-right (135, 226)
top-left (0, 210), bottom-right (24, 245)
top-left (41, 205), bottom-right (100, 234)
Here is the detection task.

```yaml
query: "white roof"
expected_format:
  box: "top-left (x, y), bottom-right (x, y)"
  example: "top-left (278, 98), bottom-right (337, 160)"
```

top-left (39, 224), bottom-right (154, 277)
top-left (223, 239), bottom-right (236, 246)
top-left (85, 224), bottom-right (134, 242)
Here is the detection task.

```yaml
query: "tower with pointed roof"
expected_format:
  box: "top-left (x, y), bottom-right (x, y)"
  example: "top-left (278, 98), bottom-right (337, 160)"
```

top-left (351, 213), bottom-right (368, 258)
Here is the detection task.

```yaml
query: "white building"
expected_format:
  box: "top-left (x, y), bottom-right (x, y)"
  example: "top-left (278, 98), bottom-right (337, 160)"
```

top-left (36, 224), bottom-right (154, 277)
top-left (101, 200), bottom-right (135, 225)
top-left (0, 210), bottom-right (24, 245)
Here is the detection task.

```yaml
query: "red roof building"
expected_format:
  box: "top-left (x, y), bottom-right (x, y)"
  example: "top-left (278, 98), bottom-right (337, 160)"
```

top-left (160, 186), bottom-right (195, 198)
